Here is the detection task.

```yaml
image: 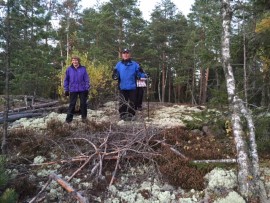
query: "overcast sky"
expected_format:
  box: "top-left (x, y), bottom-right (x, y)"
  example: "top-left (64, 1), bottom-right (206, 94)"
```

top-left (79, 0), bottom-right (195, 20)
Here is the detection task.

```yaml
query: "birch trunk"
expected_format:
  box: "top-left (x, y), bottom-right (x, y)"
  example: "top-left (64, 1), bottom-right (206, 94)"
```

top-left (221, 0), bottom-right (268, 201)
top-left (221, 0), bottom-right (250, 197)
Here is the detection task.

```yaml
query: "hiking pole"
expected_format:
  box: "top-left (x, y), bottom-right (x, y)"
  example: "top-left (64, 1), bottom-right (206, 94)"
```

top-left (146, 73), bottom-right (150, 121)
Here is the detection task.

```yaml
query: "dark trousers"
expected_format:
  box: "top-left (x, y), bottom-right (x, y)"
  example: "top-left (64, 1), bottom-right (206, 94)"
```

top-left (135, 87), bottom-right (144, 109)
top-left (66, 91), bottom-right (87, 122)
top-left (119, 90), bottom-right (136, 118)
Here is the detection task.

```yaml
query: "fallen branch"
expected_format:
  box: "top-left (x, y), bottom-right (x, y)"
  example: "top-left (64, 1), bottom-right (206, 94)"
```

top-left (99, 136), bottom-right (109, 176)
top-left (30, 153), bottom-right (150, 167)
top-left (0, 112), bottom-right (43, 123)
top-left (169, 146), bottom-right (189, 160)
top-left (30, 156), bottom-right (90, 166)
top-left (67, 153), bottom-right (97, 182)
top-left (29, 172), bottom-right (89, 203)
top-left (68, 137), bottom-right (98, 151)
top-left (157, 140), bottom-right (189, 160)
top-left (192, 159), bottom-right (237, 163)
top-left (0, 101), bottom-right (59, 115)
top-left (29, 177), bottom-right (52, 203)
top-left (109, 151), bottom-right (121, 187)
top-left (90, 162), bottom-right (100, 177)
top-left (49, 173), bottom-right (89, 203)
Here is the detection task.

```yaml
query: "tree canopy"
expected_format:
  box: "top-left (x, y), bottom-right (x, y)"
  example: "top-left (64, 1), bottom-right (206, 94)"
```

top-left (0, 0), bottom-right (269, 107)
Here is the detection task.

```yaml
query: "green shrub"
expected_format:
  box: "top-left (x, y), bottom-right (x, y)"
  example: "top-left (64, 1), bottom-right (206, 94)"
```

top-left (0, 189), bottom-right (18, 203)
top-left (207, 88), bottom-right (228, 109)
top-left (0, 156), bottom-right (18, 203)
top-left (0, 156), bottom-right (8, 188)
top-left (253, 112), bottom-right (270, 154)
top-left (58, 51), bottom-right (115, 109)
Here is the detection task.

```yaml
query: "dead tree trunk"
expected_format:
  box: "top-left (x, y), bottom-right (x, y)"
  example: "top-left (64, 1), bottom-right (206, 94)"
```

top-left (162, 51), bottom-right (166, 103)
top-left (221, 1), bottom-right (268, 202)
top-left (199, 67), bottom-right (209, 105)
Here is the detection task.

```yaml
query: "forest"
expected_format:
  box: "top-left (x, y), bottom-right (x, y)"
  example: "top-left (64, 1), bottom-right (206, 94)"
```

top-left (0, 0), bottom-right (268, 107)
top-left (1, 0), bottom-right (270, 202)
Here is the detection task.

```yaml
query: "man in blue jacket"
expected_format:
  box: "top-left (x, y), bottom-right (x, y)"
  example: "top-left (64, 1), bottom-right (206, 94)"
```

top-left (64, 56), bottom-right (90, 123)
top-left (112, 48), bottom-right (144, 121)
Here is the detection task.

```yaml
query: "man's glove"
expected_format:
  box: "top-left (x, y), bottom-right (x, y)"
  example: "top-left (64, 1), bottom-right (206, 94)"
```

top-left (112, 69), bottom-right (118, 80)
top-left (112, 74), bottom-right (118, 80)
top-left (65, 91), bottom-right (69, 96)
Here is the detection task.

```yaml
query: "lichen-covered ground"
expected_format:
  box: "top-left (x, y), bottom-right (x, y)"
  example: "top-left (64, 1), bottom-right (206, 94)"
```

top-left (2, 101), bottom-right (270, 202)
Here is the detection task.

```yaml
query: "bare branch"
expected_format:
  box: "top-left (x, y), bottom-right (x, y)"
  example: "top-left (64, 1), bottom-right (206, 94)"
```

top-left (29, 177), bottom-right (52, 203)
top-left (109, 151), bottom-right (121, 187)
top-left (192, 159), bottom-right (236, 163)
top-left (49, 173), bottom-right (89, 203)
top-left (67, 153), bottom-right (97, 182)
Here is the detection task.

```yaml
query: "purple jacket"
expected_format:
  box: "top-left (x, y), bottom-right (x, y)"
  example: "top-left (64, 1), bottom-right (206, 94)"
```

top-left (64, 65), bottom-right (90, 92)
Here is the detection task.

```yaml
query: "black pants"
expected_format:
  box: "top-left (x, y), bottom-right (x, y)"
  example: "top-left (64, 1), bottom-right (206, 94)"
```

top-left (135, 87), bottom-right (144, 109)
top-left (119, 90), bottom-right (136, 118)
top-left (66, 91), bottom-right (87, 122)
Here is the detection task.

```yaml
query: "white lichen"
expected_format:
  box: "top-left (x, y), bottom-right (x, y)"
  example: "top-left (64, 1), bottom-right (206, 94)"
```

top-left (205, 168), bottom-right (237, 190)
top-left (213, 191), bottom-right (245, 203)
top-left (33, 156), bottom-right (46, 164)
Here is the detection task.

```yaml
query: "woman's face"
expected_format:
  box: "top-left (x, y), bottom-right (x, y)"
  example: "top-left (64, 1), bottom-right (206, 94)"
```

top-left (72, 58), bottom-right (79, 67)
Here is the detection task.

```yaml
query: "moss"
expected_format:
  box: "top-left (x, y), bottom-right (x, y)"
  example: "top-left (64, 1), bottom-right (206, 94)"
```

top-left (154, 126), bottom-right (236, 190)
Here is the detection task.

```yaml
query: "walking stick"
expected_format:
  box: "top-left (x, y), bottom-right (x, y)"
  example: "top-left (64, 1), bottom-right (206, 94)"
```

top-left (146, 73), bottom-right (150, 121)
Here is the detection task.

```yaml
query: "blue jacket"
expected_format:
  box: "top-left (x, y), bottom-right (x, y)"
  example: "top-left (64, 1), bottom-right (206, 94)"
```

top-left (64, 65), bottom-right (90, 92)
top-left (113, 60), bottom-right (143, 90)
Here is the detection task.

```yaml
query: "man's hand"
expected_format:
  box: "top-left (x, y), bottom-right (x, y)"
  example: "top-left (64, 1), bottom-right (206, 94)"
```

top-left (65, 91), bottom-right (69, 96)
top-left (112, 69), bottom-right (118, 80)
top-left (112, 73), bottom-right (118, 80)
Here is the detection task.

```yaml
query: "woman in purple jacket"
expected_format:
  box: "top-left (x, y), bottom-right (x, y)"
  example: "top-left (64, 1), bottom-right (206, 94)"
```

top-left (64, 56), bottom-right (90, 123)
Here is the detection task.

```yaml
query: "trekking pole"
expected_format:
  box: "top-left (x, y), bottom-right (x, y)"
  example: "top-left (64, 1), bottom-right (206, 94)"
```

top-left (146, 73), bottom-right (150, 121)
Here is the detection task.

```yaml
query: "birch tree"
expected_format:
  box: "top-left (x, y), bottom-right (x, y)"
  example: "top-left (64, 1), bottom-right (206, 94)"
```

top-left (221, 0), bottom-right (268, 202)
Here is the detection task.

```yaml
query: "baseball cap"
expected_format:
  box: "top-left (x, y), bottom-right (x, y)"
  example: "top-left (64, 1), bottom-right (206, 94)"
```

top-left (122, 48), bottom-right (130, 53)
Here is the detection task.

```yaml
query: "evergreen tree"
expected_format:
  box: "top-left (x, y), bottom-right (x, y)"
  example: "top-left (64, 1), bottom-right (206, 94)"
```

top-left (188, 0), bottom-right (223, 105)
top-left (77, 0), bottom-right (146, 65)
top-left (1, 0), bottom-right (57, 97)
top-left (148, 0), bottom-right (190, 102)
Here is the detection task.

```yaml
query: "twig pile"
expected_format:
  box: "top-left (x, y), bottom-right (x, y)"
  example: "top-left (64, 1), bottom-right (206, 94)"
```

top-left (29, 122), bottom-right (162, 202)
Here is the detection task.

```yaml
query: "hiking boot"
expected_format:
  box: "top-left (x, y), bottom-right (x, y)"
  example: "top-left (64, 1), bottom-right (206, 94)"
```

top-left (82, 118), bottom-right (88, 123)
top-left (124, 115), bottom-right (136, 121)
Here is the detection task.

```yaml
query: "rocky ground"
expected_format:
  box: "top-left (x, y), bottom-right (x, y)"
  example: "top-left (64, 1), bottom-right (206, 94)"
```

top-left (2, 101), bottom-right (270, 202)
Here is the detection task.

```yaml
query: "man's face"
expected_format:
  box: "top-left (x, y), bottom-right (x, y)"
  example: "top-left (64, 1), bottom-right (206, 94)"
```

top-left (72, 58), bottom-right (79, 67)
top-left (122, 52), bottom-right (130, 60)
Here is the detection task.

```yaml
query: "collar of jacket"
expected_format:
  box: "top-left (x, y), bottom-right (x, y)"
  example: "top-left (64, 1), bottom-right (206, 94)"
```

top-left (71, 64), bottom-right (82, 69)
top-left (121, 59), bottom-right (132, 65)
